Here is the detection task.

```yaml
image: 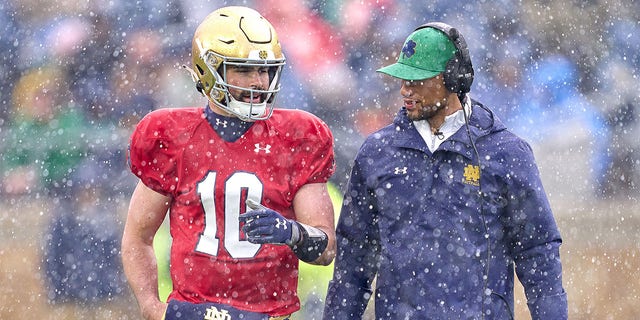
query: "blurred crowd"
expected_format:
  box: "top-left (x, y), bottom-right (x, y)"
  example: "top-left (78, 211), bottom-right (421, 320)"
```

top-left (0, 0), bottom-right (639, 317)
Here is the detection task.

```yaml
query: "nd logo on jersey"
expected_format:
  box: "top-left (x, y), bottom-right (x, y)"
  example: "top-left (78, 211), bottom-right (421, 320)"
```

top-left (204, 306), bottom-right (231, 320)
top-left (463, 164), bottom-right (480, 186)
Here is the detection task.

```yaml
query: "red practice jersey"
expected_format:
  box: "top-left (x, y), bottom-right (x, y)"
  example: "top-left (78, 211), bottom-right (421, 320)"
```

top-left (128, 107), bottom-right (335, 316)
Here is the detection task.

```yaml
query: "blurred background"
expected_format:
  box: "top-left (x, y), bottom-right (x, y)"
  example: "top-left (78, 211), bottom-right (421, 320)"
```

top-left (0, 0), bottom-right (638, 319)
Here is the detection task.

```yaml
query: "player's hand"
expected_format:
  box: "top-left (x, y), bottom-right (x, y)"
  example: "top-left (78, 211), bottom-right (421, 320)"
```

top-left (240, 199), bottom-right (299, 246)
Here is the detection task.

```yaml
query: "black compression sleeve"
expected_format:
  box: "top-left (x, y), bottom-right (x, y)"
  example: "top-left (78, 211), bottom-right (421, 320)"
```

top-left (291, 222), bottom-right (328, 262)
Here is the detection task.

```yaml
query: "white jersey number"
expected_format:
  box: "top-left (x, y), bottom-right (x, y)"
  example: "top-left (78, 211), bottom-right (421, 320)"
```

top-left (195, 171), bottom-right (263, 259)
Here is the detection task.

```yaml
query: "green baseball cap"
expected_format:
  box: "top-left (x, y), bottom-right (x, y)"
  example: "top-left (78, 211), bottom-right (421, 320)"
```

top-left (377, 27), bottom-right (457, 80)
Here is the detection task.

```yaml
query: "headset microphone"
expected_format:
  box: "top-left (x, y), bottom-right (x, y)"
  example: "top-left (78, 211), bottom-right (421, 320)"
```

top-left (434, 129), bottom-right (445, 140)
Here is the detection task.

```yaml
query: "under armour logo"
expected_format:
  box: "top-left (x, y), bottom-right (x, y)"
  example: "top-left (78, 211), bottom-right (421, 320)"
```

top-left (204, 306), bottom-right (231, 320)
top-left (254, 143), bottom-right (271, 153)
top-left (394, 167), bottom-right (408, 175)
top-left (215, 119), bottom-right (228, 128)
top-left (275, 218), bottom-right (288, 229)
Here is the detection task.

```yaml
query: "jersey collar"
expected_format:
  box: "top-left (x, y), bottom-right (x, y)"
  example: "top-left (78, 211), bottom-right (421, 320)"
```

top-left (204, 105), bottom-right (254, 142)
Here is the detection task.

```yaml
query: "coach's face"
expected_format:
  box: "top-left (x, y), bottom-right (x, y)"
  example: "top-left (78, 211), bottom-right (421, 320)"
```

top-left (400, 74), bottom-right (452, 121)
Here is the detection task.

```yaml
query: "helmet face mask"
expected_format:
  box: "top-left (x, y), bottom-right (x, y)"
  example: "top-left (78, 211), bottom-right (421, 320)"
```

top-left (204, 51), bottom-right (284, 121)
top-left (190, 6), bottom-right (286, 121)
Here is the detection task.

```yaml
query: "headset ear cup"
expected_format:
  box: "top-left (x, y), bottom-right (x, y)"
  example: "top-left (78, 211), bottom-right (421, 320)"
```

top-left (459, 63), bottom-right (474, 94)
top-left (443, 56), bottom-right (460, 93)
top-left (451, 30), bottom-right (473, 94)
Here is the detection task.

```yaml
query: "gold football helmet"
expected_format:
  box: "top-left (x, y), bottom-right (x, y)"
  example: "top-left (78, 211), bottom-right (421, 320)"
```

top-left (187, 6), bottom-right (285, 120)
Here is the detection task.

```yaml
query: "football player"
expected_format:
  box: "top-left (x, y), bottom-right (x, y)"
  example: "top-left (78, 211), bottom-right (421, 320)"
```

top-left (121, 6), bottom-right (336, 320)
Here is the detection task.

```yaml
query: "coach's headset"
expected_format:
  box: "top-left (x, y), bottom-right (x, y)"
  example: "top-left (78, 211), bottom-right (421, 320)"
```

top-left (414, 23), bottom-right (514, 320)
top-left (413, 22), bottom-right (474, 97)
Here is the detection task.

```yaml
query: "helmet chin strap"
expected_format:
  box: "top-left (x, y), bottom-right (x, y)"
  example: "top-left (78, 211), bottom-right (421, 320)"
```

top-left (182, 65), bottom-right (200, 83)
top-left (227, 97), bottom-right (266, 121)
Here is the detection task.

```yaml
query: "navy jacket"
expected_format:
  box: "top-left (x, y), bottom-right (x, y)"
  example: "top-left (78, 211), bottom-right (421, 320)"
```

top-left (324, 101), bottom-right (567, 319)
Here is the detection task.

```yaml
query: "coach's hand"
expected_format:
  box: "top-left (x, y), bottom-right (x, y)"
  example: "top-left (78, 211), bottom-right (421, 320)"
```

top-left (240, 199), bottom-right (300, 246)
